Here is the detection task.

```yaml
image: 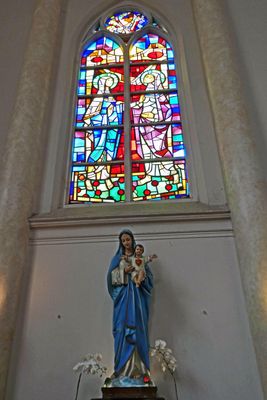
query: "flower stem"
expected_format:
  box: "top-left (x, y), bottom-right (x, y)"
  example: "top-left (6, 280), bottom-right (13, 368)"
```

top-left (172, 373), bottom-right (179, 400)
top-left (74, 372), bottom-right (82, 400)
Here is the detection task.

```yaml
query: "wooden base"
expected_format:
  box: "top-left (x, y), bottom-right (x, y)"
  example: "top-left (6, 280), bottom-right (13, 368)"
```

top-left (102, 386), bottom-right (158, 399)
top-left (91, 386), bottom-right (165, 400)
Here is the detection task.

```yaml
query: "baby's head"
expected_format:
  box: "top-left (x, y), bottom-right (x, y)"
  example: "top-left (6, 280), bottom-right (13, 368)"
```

top-left (135, 244), bottom-right (144, 257)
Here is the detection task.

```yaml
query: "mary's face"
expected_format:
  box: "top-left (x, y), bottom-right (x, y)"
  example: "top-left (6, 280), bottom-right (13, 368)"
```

top-left (121, 233), bottom-right (133, 252)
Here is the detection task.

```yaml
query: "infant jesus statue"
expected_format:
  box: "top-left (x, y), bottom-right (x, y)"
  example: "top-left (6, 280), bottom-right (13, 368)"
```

top-left (121, 244), bottom-right (157, 287)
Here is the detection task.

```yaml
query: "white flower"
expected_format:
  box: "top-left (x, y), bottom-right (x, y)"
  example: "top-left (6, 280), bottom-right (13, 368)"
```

top-left (90, 365), bottom-right (98, 374)
top-left (151, 339), bottom-right (178, 375)
top-left (164, 348), bottom-right (172, 355)
top-left (83, 361), bottom-right (94, 372)
top-left (94, 353), bottom-right (102, 361)
top-left (155, 339), bottom-right (166, 350)
top-left (169, 356), bottom-right (177, 364)
top-left (150, 349), bottom-right (156, 357)
top-left (84, 353), bottom-right (93, 360)
top-left (168, 364), bottom-right (176, 372)
top-left (163, 352), bottom-right (172, 361)
top-left (150, 340), bottom-right (179, 400)
top-left (73, 362), bottom-right (84, 373)
top-left (73, 353), bottom-right (107, 378)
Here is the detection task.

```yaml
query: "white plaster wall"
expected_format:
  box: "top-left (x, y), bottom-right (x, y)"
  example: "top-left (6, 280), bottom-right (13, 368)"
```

top-left (10, 219), bottom-right (263, 400)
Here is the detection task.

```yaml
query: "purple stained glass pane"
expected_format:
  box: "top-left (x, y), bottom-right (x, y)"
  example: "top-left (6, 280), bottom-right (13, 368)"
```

top-left (130, 93), bottom-right (181, 125)
top-left (131, 123), bottom-right (185, 161)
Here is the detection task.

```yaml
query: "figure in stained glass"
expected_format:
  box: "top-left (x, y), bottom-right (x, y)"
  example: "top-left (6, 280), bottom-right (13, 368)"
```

top-left (131, 68), bottom-right (180, 176)
top-left (84, 72), bottom-right (123, 163)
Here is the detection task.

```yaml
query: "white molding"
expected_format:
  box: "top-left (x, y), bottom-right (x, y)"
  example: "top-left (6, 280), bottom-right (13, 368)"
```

top-left (29, 228), bottom-right (234, 246)
top-left (29, 208), bottom-right (230, 228)
top-left (29, 209), bottom-right (233, 245)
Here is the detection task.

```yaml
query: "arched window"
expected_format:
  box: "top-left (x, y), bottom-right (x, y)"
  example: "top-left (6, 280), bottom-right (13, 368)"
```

top-left (69, 10), bottom-right (190, 203)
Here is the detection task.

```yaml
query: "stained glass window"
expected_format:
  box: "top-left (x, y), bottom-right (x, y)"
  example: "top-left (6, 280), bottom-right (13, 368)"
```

top-left (69, 11), bottom-right (189, 203)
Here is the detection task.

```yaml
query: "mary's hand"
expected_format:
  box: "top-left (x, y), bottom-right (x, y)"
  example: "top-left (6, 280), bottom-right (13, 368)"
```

top-left (124, 264), bottom-right (134, 273)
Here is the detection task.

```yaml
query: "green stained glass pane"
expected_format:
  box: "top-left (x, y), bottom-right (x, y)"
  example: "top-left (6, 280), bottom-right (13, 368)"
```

top-left (70, 164), bottom-right (125, 203)
top-left (132, 160), bottom-right (189, 201)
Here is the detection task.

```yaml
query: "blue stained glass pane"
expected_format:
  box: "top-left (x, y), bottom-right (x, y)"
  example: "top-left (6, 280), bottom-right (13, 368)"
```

top-left (80, 71), bottom-right (86, 79)
top-left (88, 128), bottom-right (122, 162)
top-left (173, 134), bottom-right (183, 142)
top-left (78, 85), bottom-right (86, 95)
top-left (75, 138), bottom-right (84, 147)
top-left (73, 166), bottom-right (85, 171)
top-left (106, 38), bottom-right (113, 47)
top-left (167, 50), bottom-right (174, 59)
top-left (70, 181), bottom-right (74, 195)
top-left (170, 95), bottom-right (179, 104)
top-left (77, 154), bottom-right (85, 161)
top-left (75, 147), bottom-right (84, 153)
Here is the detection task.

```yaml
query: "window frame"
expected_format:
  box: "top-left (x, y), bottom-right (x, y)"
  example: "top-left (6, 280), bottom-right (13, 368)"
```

top-left (65, 10), bottom-right (195, 206)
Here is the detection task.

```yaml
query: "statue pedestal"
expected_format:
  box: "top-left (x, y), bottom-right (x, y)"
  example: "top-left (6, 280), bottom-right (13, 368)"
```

top-left (92, 386), bottom-right (164, 400)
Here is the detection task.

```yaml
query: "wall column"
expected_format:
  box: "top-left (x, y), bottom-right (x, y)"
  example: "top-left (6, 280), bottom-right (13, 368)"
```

top-left (191, 0), bottom-right (267, 397)
top-left (0, 0), bottom-right (63, 398)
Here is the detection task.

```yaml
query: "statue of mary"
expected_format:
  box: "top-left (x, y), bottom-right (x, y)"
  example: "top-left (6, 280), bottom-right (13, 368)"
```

top-left (107, 230), bottom-right (153, 387)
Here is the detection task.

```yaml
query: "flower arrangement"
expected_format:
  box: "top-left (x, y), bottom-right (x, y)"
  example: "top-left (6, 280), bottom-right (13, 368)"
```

top-left (73, 341), bottom-right (178, 400)
top-left (150, 339), bottom-right (179, 400)
top-left (73, 353), bottom-right (107, 400)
